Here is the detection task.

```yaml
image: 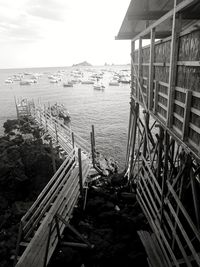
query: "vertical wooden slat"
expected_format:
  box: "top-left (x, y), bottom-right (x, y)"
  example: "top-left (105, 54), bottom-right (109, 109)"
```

top-left (148, 28), bottom-right (155, 110)
top-left (182, 90), bottom-right (192, 140)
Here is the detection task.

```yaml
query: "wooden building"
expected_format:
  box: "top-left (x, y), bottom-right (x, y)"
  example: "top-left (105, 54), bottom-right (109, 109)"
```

top-left (116, 0), bottom-right (200, 266)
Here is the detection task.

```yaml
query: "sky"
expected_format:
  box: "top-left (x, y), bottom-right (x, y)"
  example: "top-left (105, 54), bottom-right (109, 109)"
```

top-left (0, 0), bottom-right (131, 69)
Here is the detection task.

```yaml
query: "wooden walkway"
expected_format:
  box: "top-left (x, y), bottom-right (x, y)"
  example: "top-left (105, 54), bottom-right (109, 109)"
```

top-left (14, 102), bottom-right (93, 267)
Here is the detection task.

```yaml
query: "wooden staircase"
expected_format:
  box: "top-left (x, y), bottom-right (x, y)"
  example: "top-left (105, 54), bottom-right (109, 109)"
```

top-left (14, 101), bottom-right (93, 267)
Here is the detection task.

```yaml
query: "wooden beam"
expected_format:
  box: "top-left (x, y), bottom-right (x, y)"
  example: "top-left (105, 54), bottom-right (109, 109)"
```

top-left (128, 11), bottom-right (168, 21)
top-left (116, 31), bottom-right (171, 40)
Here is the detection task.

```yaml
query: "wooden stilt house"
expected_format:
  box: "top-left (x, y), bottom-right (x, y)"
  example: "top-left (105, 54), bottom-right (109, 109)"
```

top-left (116, 0), bottom-right (200, 266)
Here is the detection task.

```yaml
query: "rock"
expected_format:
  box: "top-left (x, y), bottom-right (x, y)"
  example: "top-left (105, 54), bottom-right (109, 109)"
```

top-left (3, 120), bottom-right (19, 133)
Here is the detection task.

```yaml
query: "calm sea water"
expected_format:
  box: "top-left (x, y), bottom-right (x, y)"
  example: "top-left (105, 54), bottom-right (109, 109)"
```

top-left (0, 66), bottom-right (130, 171)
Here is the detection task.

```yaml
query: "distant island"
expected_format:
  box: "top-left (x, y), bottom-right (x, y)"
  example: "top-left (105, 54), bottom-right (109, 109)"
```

top-left (72, 61), bottom-right (92, 67)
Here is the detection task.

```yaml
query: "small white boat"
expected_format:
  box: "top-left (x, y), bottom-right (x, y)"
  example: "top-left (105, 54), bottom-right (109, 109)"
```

top-left (20, 80), bottom-right (32, 85)
top-left (5, 79), bottom-right (13, 84)
top-left (109, 80), bottom-right (119, 86)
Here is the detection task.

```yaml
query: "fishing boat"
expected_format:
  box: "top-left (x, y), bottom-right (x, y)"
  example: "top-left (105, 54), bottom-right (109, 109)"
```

top-left (5, 79), bottom-right (13, 84)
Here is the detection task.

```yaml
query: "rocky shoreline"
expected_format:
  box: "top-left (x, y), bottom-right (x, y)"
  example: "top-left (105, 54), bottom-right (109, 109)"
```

top-left (0, 118), bottom-right (148, 267)
top-left (0, 118), bottom-right (62, 267)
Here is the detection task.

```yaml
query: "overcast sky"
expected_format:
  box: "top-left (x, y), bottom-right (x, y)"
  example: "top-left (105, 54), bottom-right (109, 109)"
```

top-left (0, 0), bottom-right (131, 69)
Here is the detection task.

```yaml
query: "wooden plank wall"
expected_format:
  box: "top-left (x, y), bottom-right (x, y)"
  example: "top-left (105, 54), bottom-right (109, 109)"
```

top-left (132, 27), bottom-right (200, 158)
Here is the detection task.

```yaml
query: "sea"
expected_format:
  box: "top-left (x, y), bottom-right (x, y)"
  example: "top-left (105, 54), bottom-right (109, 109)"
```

top-left (0, 65), bottom-right (131, 171)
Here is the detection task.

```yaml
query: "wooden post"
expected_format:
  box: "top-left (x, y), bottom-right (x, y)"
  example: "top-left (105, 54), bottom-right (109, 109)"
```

top-left (78, 148), bottom-right (83, 198)
top-left (148, 28), bottom-right (155, 110)
top-left (90, 132), bottom-right (95, 168)
top-left (182, 90), bottom-right (192, 140)
top-left (50, 139), bottom-right (56, 173)
top-left (131, 41), bottom-right (135, 96)
top-left (138, 37), bottom-right (142, 102)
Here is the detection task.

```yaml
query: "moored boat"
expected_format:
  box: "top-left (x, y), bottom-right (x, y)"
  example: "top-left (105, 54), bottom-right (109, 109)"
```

top-left (109, 80), bottom-right (119, 86)
top-left (63, 81), bottom-right (73, 87)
